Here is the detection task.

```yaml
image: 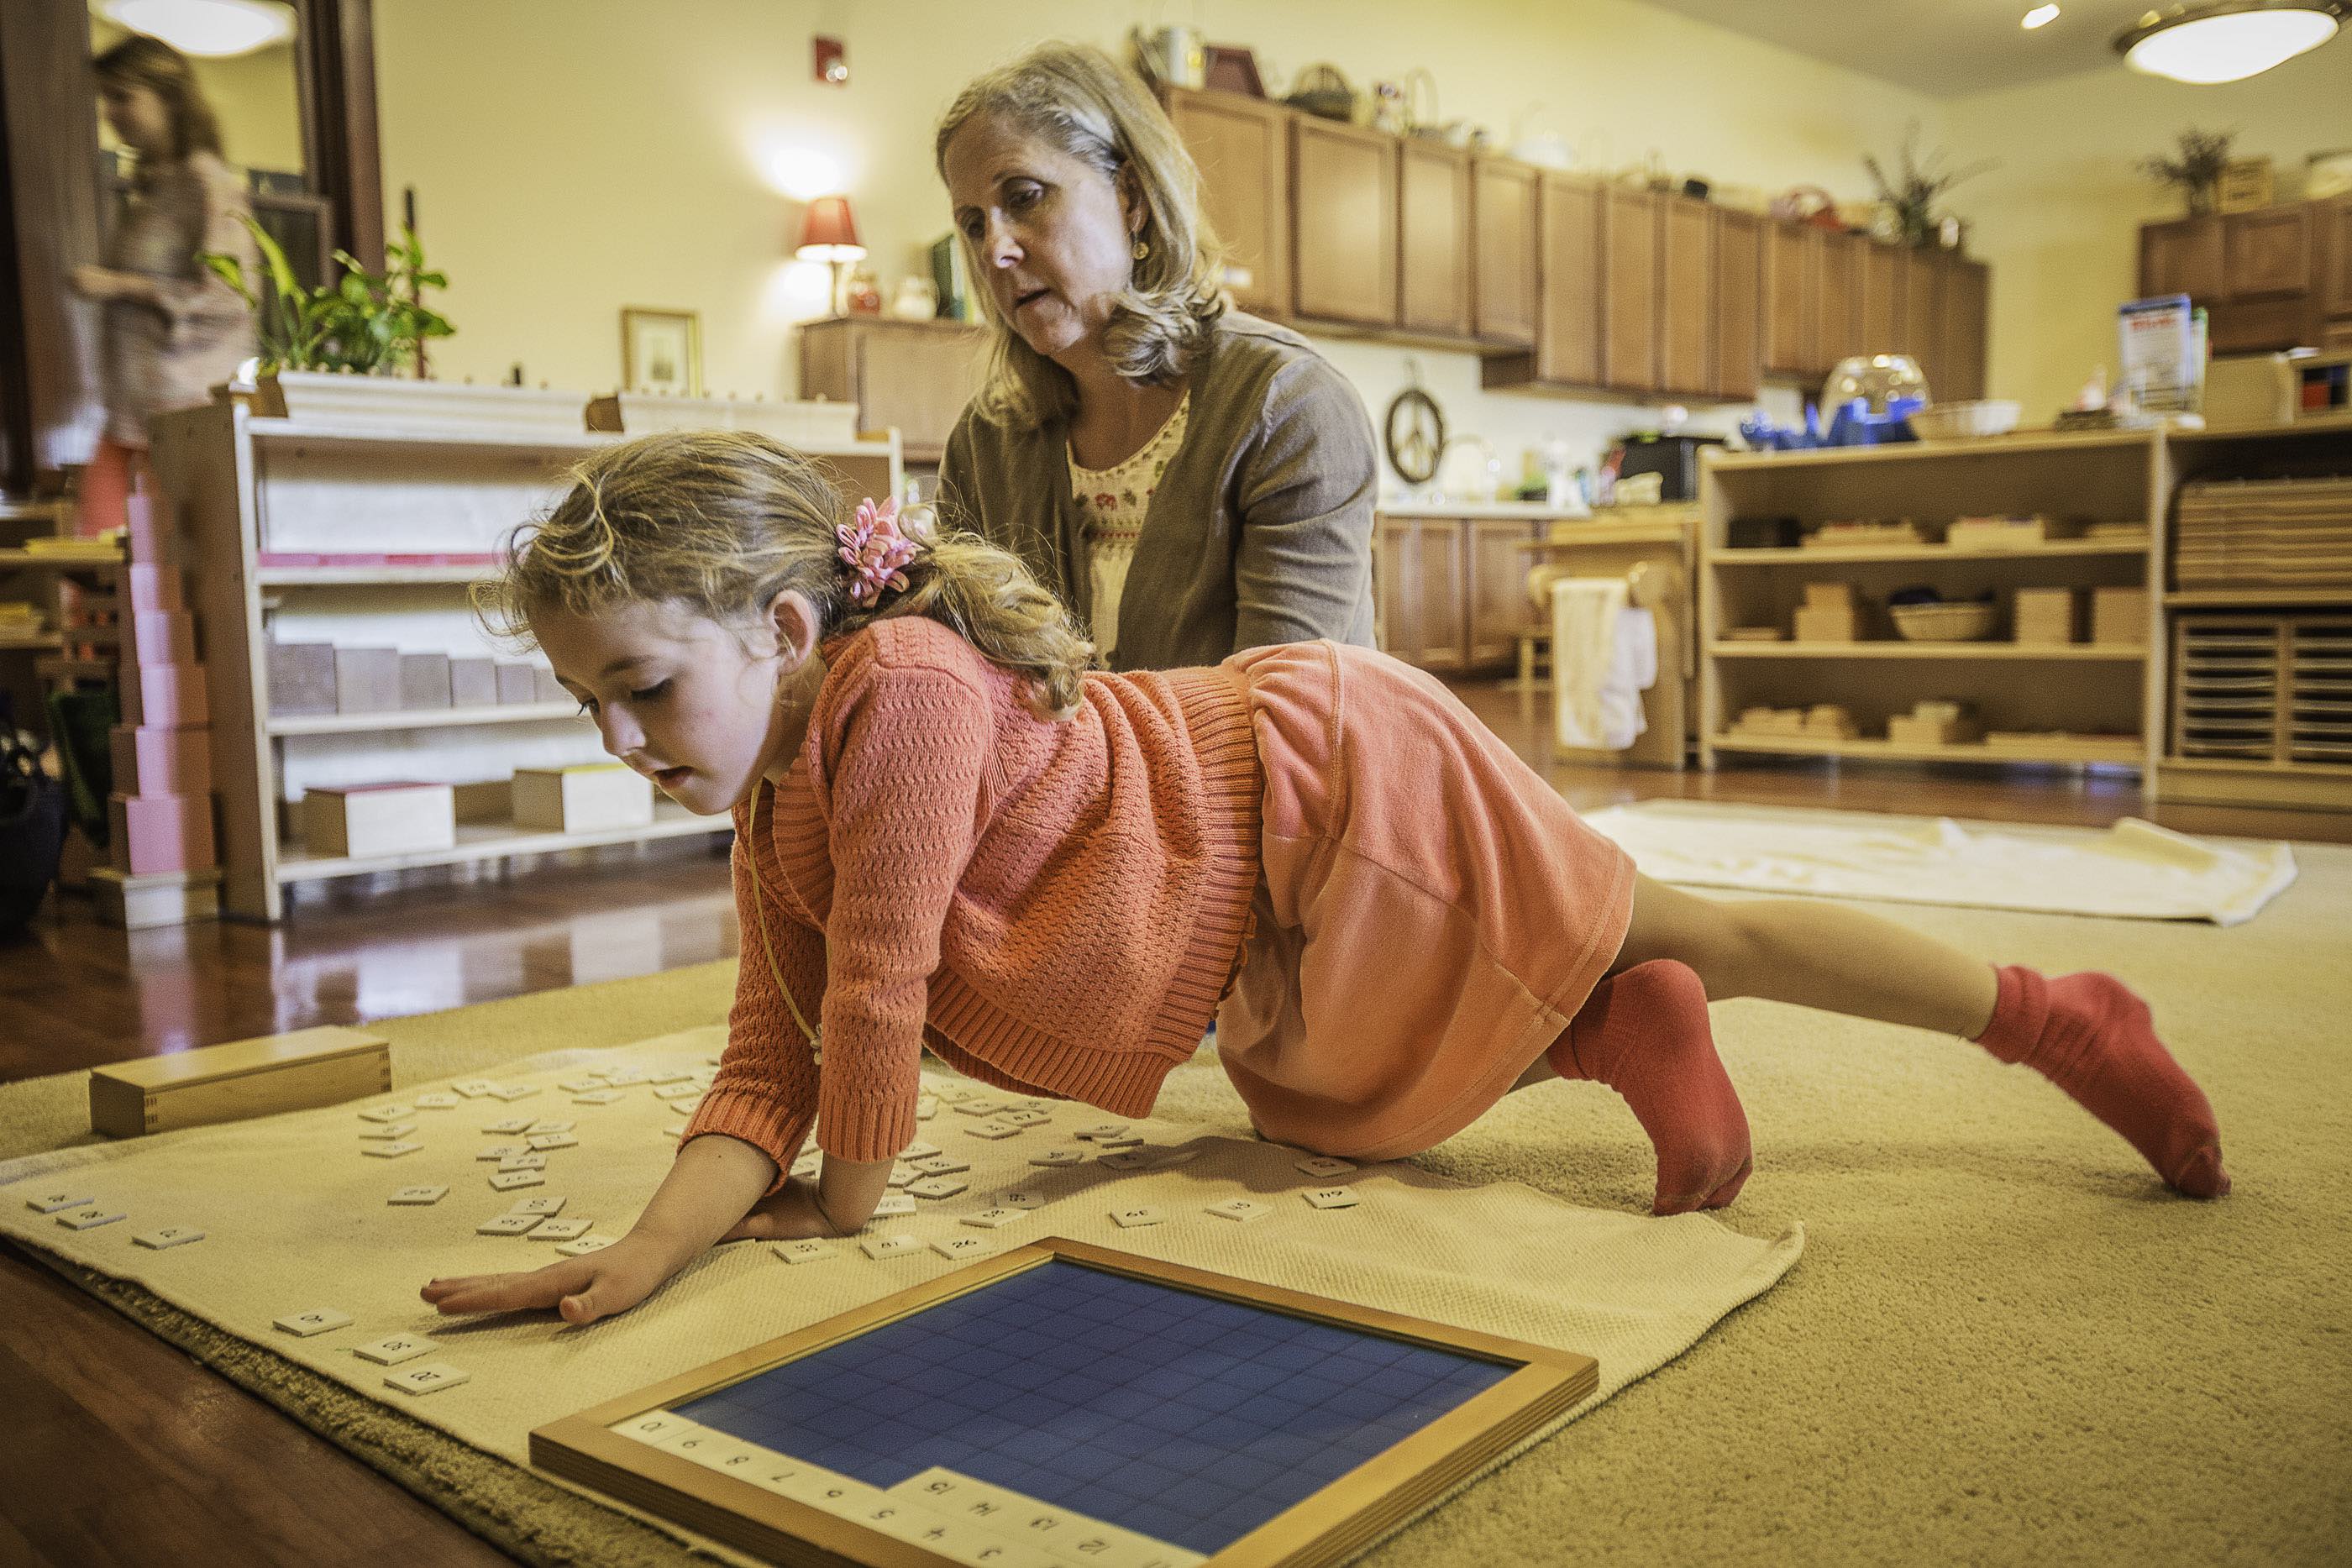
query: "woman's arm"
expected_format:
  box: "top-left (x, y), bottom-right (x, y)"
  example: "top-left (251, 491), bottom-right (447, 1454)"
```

top-left (1228, 354), bottom-right (1380, 653)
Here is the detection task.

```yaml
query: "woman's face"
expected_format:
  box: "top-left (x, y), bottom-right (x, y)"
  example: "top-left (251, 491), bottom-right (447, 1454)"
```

top-left (942, 113), bottom-right (1142, 369)
top-left (533, 596), bottom-right (810, 817)
top-left (98, 81), bottom-right (172, 159)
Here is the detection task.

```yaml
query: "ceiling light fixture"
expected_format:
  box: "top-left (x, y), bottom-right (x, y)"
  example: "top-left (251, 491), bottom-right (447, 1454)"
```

top-left (102, 0), bottom-right (294, 58)
top-left (2113, 1), bottom-right (2344, 83)
top-left (2022, 5), bottom-right (2061, 29)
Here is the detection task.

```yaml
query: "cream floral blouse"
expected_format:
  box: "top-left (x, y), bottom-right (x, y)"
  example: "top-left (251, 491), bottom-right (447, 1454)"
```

top-left (1067, 391), bottom-right (1189, 662)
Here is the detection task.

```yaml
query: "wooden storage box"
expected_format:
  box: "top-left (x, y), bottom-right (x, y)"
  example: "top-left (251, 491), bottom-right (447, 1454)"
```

top-left (334, 647), bottom-right (402, 712)
top-left (1793, 603), bottom-right (1859, 642)
top-left (267, 641), bottom-right (338, 715)
top-left (512, 763), bottom-right (654, 832)
top-left (89, 1025), bottom-right (391, 1137)
top-left (2012, 587), bottom-right (2082, 645)
top-left (2092, 587), bottom-right (2149, 647)
top-left (302, 781), bottom-right (458, 857)
top-left (399, 652), bottom-right (453, 709)
top-left (449, 657), bottom-right (498, 707)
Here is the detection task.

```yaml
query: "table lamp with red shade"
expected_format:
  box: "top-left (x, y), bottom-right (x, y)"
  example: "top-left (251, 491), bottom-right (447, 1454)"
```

top-left (795, 195), bottom-right (865, 317)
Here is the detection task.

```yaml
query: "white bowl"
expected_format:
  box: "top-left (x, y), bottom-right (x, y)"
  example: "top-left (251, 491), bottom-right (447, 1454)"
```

top-left (1908, 401), bottom-right (2022, 442)
top-left (1891, 600), bottom-right (1999, 642)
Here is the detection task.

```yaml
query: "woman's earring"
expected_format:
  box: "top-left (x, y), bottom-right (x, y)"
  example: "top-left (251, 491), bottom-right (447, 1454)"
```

top-left (1131, 236), bottom-right (1150, 261)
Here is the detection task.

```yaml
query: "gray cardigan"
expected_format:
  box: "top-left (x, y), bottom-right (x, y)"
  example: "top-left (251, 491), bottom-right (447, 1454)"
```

top-left (937, 312), bottom-right (1378, 673)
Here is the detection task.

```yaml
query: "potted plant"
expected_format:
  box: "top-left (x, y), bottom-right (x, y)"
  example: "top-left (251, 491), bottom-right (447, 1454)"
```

top-left (2139, 128), bottom-right (2236, 218)
top-left (201, 221), bottom-right (580, 431)
top-left (1864, 123), bottom-right (1995, 249)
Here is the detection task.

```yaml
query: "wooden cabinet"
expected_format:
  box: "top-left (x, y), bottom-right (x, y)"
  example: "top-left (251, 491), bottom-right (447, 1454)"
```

top-left (1761, 221), bottom-right (1815, 378)
top-left (1859, 240), bottom-right (1904, 357)
top-left (1603, 189), bottom-right (1660, 391)
top-left (2223, 207), bottom-right (2312, 299)
top-left (1812, 230), bottom-right (1864, 374)
top-left (1471, 158), bottom-right (1539, 345)
top-left (2140, 217), bottom-right (2224, 300)
top-left (1467, 519), bottom-right (1545, 666)
top-left (1398, 141), bottom-right (1473, 337)
top-left (1658, 195), bottom-right (1714, 396)
top-left (797, 317), bottom-right (986, 465)
top-left (1534, 172), bottom-right (1603, 386)
top-left (1164, 87), bottom-right (1292, 317)
top-left (1291, 117), bottom-right (1397, 326)
top-left (1713, 209), bottom-right (1761, 401)
top-left (1902, 249), bottom-right (1944, 387)
top-left (1375, 513), bottom-right (1543, 673)
top-left (1375, 516), bottom-right (1467, 671)
top-left (2320, 197), bottom-right (2352, 320)
top-left (1939, 257), bottom-right (1989, 402)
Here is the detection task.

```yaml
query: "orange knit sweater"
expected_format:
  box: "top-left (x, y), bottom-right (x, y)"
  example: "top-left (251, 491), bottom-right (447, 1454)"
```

top-left (683, 616), bottom-right (1263, 1183)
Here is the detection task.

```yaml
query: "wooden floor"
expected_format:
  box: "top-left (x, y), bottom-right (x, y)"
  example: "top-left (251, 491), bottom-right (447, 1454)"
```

top-left (4, 679), bottom-right (2348, 1566)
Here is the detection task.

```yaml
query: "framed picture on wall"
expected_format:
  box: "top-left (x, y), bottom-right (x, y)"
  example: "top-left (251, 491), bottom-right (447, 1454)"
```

top-left (620, 307), bottom-right (702, 396)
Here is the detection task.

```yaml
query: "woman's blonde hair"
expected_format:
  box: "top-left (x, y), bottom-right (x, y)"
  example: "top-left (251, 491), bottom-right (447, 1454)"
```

top-left (475, 431), bottom-right (1096, 719)
top-left (934, 42), bottom-right (1226, 431)
top-left (94, 34), bottom-right (223, 163)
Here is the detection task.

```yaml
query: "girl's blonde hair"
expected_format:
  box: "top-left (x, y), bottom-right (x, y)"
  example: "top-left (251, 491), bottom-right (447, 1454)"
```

top-left (475, 430), bottom-right (1096, 718)
top-left (934, 41), bottom-right (1226, 431)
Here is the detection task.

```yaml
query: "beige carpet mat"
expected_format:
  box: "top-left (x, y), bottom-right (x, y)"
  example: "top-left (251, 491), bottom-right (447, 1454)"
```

top-left (1583, 800), bottom-right (2297, 924)
top-left (0, 1028), bottom-right (1799, 1566)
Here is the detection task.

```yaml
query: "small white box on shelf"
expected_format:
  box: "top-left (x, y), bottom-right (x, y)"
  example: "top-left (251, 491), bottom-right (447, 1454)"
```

top-left (512, 763), bottom-right (654, 832)
top-left (399, 653), bottom-right (453, 709)
top-left (302, 782), bottom-right (458, 858)
top-left (449, 657), bottom-right (498, 706)
top-left (334, 647), bottom-right (402, 712)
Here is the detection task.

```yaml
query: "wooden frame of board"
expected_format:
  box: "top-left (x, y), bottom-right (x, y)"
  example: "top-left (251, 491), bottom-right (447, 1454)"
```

top-left (531, 1236), bottom-right (1599, 1567)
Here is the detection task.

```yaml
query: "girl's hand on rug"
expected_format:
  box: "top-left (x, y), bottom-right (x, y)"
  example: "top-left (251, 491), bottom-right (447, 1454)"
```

top-left (420, 1236), bottom-right (677, 1326)
top-left (718, 1177), bottom-right (843, 1242)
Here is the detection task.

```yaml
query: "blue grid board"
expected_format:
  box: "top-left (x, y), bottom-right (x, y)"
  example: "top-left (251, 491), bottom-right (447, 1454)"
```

top-left (674, 1259), bottom-right (1515, 1555)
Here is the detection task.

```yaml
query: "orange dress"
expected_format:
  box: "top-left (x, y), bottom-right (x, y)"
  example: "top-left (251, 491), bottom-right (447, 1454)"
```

top-left (1213, 641), bottom-right (1636, 1160)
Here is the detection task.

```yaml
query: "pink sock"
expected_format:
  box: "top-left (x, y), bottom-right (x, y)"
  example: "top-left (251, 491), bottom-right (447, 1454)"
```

top-left (1976, 966), bottom-right (2229, 1198)
top-left (1549, 960), bottom-right (1752, 1215)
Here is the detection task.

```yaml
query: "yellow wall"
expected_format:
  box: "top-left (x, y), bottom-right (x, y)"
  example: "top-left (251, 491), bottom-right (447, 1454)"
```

top-left (372, 0), bottom-right (1937, 470)
top-left (1946, 41), bottom-right (2352, 420)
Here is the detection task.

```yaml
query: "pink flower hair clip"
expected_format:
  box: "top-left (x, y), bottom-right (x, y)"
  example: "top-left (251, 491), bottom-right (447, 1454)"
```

top-left (836, 496), bottom-right (924, 607)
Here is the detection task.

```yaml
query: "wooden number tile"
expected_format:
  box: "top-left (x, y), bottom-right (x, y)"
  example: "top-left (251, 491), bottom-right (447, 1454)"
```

top-left (556, 1234), bottom-right (618, 1256)
top-left (273, 1308), bottom-right (354, 1336)
top-left (355, 1122), bottom-right (417, 1141)
top-left (451, 1080), bottom-right (500, 1099)
top-left (355, 1103), bottom-right (415, 1124)
top-left (1029, 1148), bottom-right (1087, 1167)
top-left (352, 1335), bottom-right (431, 1366)
top-left (963, 1120), bottom-right (1022, 1141)
top-left (950, 1099), bottom-right (1007, 1117)
top-left (912, 1154), bottom-right (972, 1176)
top-left (1074, 1123), bottom-right (1130, 1141)
top-left (961, 1208), bottom-right (1026, 1229)
top-left (507, 1194), bottom-right (566, 1217)
top-left (488, 1169), bottom-right (545, 1192)
top-left (132, 1225), bottom-right (205, 1249)
top-left (556, 1078), bottom-right (603, 1093)
top-left (609, 1412), bottom-right (700, 1446)
top-left (901, 1141), bottom-right (940, 1160)
top-left (529, 1217), bottom-right (593, 1242)
top-left (525, 1119), bottom-right (575, 1135)
top-left (476, 1214), bottom-right (541, 1236)
top-left (526, 1131), bottom-right (578, 1151)
top-left (482, 1116), bottom-right (534, 1135)
top-left (383, 1361), bottom-right (470, 1396)
top-left (56, 1209), bottom-right (126, 1230)
top-left (871, 1193), bottom-right (917, 1217)
top-left (360, 1141), bottom-right (423, 1158)
top-left (412, 1092), bottom-right (460, 1110)
top-left (907, 1176), bottom-right (969, 1200)
top-left (1204, 1198), bottom-right (1271, 1223)
top-left (990, 1189), bottom-right (1046, 1210)
top-left (650, 1070), bottom-right (696, 1085)
top-left (930, 1235), bottom-right (995, 1261)
top-left (498, 1152), bottom-right (549, 1172)
top-left (487, 1083), bottom-right (540, 1102)
top-left (1111, 1205), bottom-right (1167, 1228)
top-left (388, 1185), bottom-right (449, 1206)
top-left (860, 1234), bottom-right (925, 1261)
top-left (24, 1192), bottom-right (95, 1214)
top-left (475, 1143), bottom-right (526, 1162)
top-left (1295, 1155), bottom-right (1356, 1177)
top-left (998, 1109), bottom-right (1052, 1127)
top-left (570, 1089), bottom-right (623, 1105)
top-left (774, 1239), bottom-right (837, 1264)
top-left (1302, 1187), bottom-right (1361, 1209)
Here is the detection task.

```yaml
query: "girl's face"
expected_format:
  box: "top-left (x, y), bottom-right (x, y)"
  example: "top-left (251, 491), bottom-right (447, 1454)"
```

top-left (98, 81), bottom-right (172, 160)
top-left (942, 113), bottom-right (1143, 368)
top-left (533, 596), bottom-right (815, 816)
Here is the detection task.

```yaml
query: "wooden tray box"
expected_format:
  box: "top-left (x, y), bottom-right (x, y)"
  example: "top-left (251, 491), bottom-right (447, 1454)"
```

top-left (2013, 587), bottom-right (2082, 645)
top-left (512, 763), bottom-right (654, 832)
top-left (2092, 587), bottom-right (2149, 646)
top-left (302, 781), bottom-right (458, 857)
top-left (89, 1025), bottom-right (391, 1137)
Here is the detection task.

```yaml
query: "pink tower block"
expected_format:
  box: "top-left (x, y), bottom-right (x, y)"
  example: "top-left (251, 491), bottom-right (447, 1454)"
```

top-left (129, 609), bottom-right (197, 665)
top-left (111, 724), bottom-right (213, 798)
top-left (108, 791), bottom-right (218, 875)
top-left (119, 662), bottom-right (210, 727)
top-left (121, 563), bottom-right (185, 613)
top-left (123, 489), bottom-right (166, 564)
